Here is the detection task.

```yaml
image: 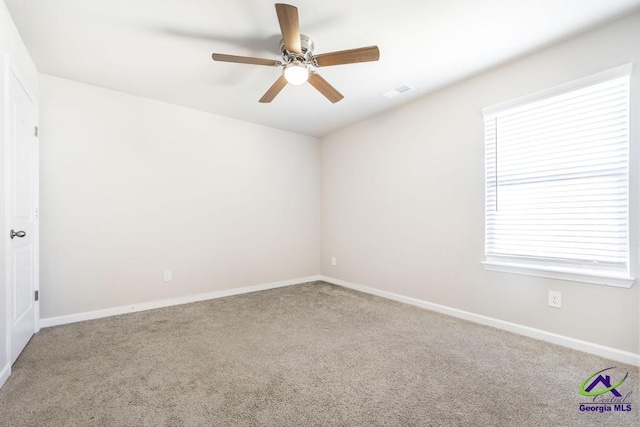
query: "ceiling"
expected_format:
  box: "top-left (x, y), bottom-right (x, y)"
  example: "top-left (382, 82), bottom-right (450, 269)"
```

top-left (6, 0), bottom-right (640, 137)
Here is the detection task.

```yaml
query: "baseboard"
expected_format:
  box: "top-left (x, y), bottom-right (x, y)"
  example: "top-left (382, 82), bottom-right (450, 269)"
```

top-left (40, 275), bottom-right (323, 328)
top-left (0, 363), bottom-right (10, 390)
top-left (39, 274), bottom-right (639, 366)
top-left (319, 275), bottom-right (640, 367)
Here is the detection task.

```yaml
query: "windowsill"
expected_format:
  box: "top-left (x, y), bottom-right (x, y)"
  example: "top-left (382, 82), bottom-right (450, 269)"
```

top-left (481, 261), bottom-right (635, 288)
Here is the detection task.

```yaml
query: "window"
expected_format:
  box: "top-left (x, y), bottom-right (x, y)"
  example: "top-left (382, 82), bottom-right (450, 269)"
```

top-left (482, 65), bottom-right (633, 287)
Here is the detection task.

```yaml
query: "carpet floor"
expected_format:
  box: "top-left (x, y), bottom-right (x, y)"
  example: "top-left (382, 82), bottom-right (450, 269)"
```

top-left (0, 281), bottom-right (638, 426)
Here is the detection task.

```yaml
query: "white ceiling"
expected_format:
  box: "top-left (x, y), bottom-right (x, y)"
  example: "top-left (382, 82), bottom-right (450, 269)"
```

top-left (6, 0), bottom-right (640, 137)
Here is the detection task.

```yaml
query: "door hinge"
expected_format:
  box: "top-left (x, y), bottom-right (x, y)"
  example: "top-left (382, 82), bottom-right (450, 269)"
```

top-left (34, 126), bottom-right (39, 137)
top-left (35, 290), bottom-right (39, 301)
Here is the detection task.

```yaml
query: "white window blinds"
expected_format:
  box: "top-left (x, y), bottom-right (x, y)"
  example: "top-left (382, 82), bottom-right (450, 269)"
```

top-left (484, 67), bottom-right (631, 281)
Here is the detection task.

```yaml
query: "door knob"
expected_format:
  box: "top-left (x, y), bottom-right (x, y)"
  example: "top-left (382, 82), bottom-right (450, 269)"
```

top-left (10, 230), bottom-right (26, 239)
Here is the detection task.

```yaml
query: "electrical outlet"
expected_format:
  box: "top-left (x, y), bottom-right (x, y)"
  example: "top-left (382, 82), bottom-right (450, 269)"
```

top-left (548, 291), bottom-right (562, 308)
top-left (163, 270), bottom-right (172, 282)
top-left (331, 257), bottom-right (337, 266)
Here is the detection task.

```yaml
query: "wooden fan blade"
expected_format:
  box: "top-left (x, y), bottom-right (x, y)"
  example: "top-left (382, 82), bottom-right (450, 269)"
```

top-left (308, 73), bottom-right (344, 103)
top-left (314, 46), bottom-right (380, 67)
top-left (275, 3), bottom-right (301, 54)
top-left (259, 75), bottom-right (288, 103)
top-left (212, 53), bottom-right (281, 66)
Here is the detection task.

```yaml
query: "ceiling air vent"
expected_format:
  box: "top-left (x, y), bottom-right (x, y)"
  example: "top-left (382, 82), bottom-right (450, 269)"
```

top-left (382, 83), bottom-right (414, 99)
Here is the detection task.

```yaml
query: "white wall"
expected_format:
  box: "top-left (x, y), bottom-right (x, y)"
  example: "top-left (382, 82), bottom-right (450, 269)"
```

top-left (321, 11), bottom-right (640, 354)
top-left (39, 75), bottom-right (320, 319)
top-left (0, 0), bottom-right (38, 385)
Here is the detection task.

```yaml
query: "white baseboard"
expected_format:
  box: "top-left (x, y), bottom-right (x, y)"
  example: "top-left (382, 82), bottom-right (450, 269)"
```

top-left (319, 275), bottom-right (640, 367)
top-left (0, 363), bottom-right (10, 390)
top-left (37, 274), bottom-right (640, 366)
top-left (40, 275), bottom-right (323, 328)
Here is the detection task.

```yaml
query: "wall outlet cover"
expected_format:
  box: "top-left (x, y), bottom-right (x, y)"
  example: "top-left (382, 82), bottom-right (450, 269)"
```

top-left (548, 290), bottom-right (562, 308)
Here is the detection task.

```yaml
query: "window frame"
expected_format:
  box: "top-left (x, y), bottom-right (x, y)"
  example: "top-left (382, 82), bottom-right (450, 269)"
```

top-left (481, 64), bottom-right (635, 288)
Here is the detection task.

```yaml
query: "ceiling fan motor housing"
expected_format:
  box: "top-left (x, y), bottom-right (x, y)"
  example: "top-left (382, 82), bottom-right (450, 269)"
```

top-left (280, 34), bottom-right (315, 64)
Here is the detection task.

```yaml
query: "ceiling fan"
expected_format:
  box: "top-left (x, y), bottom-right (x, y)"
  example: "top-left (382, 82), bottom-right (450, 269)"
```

top-left (211, 3), bottom-right (380, 103)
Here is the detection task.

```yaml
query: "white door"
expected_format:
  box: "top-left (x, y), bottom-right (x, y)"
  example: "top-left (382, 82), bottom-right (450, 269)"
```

top-left (6, 65), bottom-right (38, 364)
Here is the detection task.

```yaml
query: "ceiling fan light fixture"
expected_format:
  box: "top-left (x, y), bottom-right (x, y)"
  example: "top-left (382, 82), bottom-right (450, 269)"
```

top-left (283, 62), bottom-right (309, 85)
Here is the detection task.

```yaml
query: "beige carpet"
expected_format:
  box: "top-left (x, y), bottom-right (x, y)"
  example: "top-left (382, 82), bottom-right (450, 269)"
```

top-left (0, 281), bottom-right (638, 426)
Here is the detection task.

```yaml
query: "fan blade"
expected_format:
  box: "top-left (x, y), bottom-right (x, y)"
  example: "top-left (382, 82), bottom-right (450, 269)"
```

top-left (314, 46), bottom-right (380, 67)
top-left (308, 73), bottom-right (344, 103)
top-left (275, 3), bottom-right (301, 54)
top-left (259, 75), bottom-right (288, 103)
top-left (212, 53), bottom-right (281, 66)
